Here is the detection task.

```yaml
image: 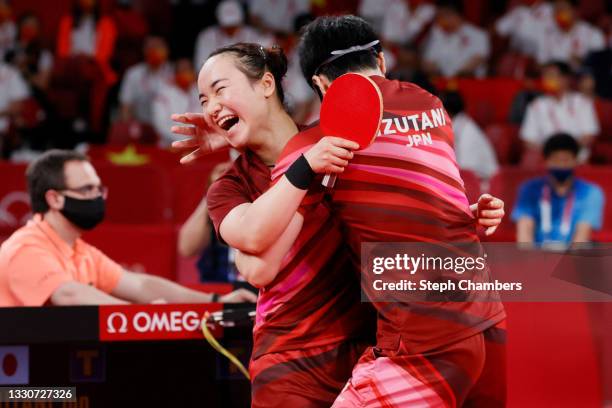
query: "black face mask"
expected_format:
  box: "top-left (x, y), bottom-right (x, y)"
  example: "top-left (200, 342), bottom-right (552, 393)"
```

top-left (549, 168), bottom-right (574, 184)
top-left (60, 196), bottom-right (106, 230)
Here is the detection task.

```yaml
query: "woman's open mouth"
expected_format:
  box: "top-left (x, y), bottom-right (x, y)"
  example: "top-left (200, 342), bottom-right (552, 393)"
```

top-left (217, 115), bottom-right (239, 131)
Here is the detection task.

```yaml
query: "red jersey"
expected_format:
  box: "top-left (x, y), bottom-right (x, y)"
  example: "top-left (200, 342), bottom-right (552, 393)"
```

top-left (272, 76), bottom-right (506, 353)
top-left (207, 150), bottom-right (374, 359)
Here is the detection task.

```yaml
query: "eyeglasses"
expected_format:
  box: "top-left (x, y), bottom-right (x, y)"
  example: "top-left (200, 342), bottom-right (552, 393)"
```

top-left (61, 184), bottom-right (108, 199)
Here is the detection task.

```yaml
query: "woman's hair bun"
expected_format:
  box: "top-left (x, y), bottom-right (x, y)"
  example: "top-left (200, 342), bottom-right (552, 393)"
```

top-left (264, 45), bottom-right (288, 80)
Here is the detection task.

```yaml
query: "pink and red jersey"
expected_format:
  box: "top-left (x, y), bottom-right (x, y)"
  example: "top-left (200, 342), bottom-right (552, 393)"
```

top-left (207, 150), bottom-right (373, 359)
top-left (273, 76), bottom-right (506, 353)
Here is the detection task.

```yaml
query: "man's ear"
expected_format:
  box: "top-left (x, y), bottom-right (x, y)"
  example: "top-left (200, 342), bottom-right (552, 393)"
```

top-left (377, 52), bottom-right (387, 75)
top-left (312, 74), bottom-right (332, 97)
top-left (261, 71), bottom-right (276, 98)
top-left (45, 190), bottom-right (64, 211)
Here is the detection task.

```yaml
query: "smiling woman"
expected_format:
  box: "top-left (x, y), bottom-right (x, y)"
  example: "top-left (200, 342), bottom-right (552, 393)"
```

top-left (169, 42), bottom-right (366, 407)
top-left (196, 43), bottom-right (290, 154)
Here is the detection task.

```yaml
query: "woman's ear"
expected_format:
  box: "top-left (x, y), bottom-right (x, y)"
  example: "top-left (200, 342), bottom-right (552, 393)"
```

top-left (261, 71), bottom-right (276, 98)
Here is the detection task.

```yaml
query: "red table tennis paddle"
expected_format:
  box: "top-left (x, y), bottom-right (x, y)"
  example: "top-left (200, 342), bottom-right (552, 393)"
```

top-left (319, 73), bottom-right (383, 187)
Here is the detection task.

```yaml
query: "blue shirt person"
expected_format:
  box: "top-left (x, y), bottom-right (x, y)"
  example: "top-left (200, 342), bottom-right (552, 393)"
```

top-left (512, 133), bottom-right (605, 248)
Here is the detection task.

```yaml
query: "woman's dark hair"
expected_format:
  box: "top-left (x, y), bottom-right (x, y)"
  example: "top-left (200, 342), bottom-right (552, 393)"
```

top-left (543, 133), bottom-right (580, 159)
top-left (208, 42), bottom-right (288, 104)
top-left (71, 0), bottom-right (100, 26)
top-left (26, 149), bottom-right (89, 214)
top-left (298, 15), bottom-right (381, 96)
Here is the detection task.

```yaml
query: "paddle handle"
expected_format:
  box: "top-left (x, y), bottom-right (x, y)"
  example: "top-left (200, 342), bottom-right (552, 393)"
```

top-left (322, 173), bottom-right (337, 188)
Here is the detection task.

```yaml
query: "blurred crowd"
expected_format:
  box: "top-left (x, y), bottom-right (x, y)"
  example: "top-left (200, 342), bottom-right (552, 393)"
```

top-left (0, 0), bottom-right (611, 178)
top-left (0, 0), bottom-right (610, 302)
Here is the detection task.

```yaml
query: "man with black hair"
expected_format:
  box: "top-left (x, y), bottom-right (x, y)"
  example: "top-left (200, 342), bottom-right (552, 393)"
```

top-left (520, 60), bottom-right (599, 164)
top-left (272, 14), bottom-right (506, 407)
top-left (512, 133), bottom-right (604, 249)
top-left (422, 0), bottom-right (490, 78)
top-left (0, 149), bottom-right (256, 306)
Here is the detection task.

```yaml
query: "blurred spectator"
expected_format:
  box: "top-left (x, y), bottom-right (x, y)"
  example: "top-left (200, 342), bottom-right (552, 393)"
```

top-left (193, 0), bottom-right (272, 70)
top-left (111, 0), bottom-right (150, 76)
top-left (152, 58), bottom-right (199, 148)
top-left (520, 61), bottom-right (599, 163)
top-left (512, 133), bottom-right (604, 249)
top-left (283, 13), bottom-right (319, 125)
top-left (0, 150), bottom-right (257, 307)
top-left (311, 0), bottom-right (357, 16)
top-left (382, 0), bottom-right (436, 46)
top-left (495, 0), bottom-right (554, 58)
top-left (0, 0), bottom-right (15, 60)
top-left (440, 90), bottom-right (499, 180)
top-left (583, 44), bottom-right (612, 100)
top-left (250, 0), bottom-right (310, 35)
top-left (5, 13), bottom-right (53, 91)
top-left (535, 0), bottom-right (605, 68)
top-left (178, 161), bottom-right (238, 282)
top-left (387, 44), bottom-right (437, 95)
top-left (357, 0), bottom-right (397, 33)
top-left (56, 0), bottom-right (118, 85)
top-left (0, 61), bottom-right (29, 158)
top-left (4, 13), bottom-right (56, 155)
top-left (508, 68), bottom-right (543, 124)
top-left (577, 68), bottom-right (596, 98)
top-left (118, 36), bottom-right (173, 125)
top-left (422, 0), bottom-right (490, 78)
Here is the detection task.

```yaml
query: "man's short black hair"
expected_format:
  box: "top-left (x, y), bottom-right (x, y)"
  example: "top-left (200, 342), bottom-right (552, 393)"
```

top-left (298, 15), bottom-right (382, 95)
top-left (543, 60), bottom-right (573, 77)
top-left (26, 149), bottom-right (89, 214)
top-left (543, 133), bottom-right (580, 158)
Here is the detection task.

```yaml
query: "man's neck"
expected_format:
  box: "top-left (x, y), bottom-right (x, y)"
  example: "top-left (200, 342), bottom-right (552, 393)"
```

top-left (43, 211), bottom-right (81, 247)
top-left (551, 179), bottom-right (573, 196)
top-left (355, 67), bottom-right (385, 78)
top-left (250, 106), bottom-right (299, 165)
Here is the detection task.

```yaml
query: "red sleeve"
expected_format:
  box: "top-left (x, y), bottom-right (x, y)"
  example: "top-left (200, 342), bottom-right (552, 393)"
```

top-left (206, 174), bottom-right (251, 241)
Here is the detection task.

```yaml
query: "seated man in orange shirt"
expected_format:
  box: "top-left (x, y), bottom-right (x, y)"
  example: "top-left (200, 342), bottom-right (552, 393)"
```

top-left (0, 150), bottom-right (256, 307)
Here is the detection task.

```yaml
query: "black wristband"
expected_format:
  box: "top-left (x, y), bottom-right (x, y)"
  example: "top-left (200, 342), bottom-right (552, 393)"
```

top-left (211, 293), bottom-right (220, 303)
top-left (285, 154), bottom-right (315, 190)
